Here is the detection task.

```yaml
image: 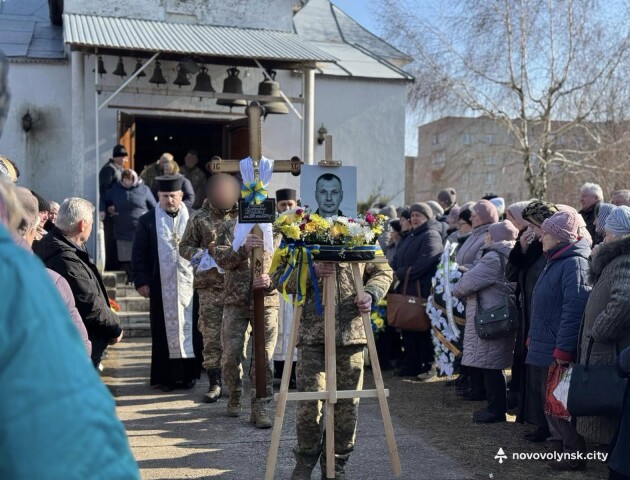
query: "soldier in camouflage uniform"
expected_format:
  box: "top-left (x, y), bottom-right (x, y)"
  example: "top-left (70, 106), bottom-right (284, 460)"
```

top-left (270, 259), bottom-right (392, 479)
top-left (179, 174), bottom-right (239, 403)
top-left (179, 150), bottom-right (207, 210)
top-left (213, 221), bottom-right (279, 429)
top-left (140, 153), bottom-right (172, 193)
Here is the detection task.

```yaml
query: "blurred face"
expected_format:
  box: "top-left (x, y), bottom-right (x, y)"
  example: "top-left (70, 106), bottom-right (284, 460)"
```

top-left (277, 199), bottom-right (298, 213)
top-left (458, 219), bottom-right (472, 235)
top-left (611, 194), bottom-right (630, 207)
top-left (470, 208), bottom-right (483, 228)
top-left (410, 211), bottom-right (427, 228)
top-left (38, 210), bottom-right (48, 224)
top-left (540, 230), bottom-right (561, 252)
top-left (315, 178), bottom-right (343, 217)
top-left (400, 216), bottom-right (411, 232)
top-left (113, 155), bottom-right (127, 167)
top-left (208, 175), bottom-right (239, 210)
top-left (580, 192), bottom-right (599, 210)
top-left (122, 177), bottom-right (133, 188)
top-left (158, 191), bottom-right (183, 213)
top-left (185, 153), bottom-right (198, 169)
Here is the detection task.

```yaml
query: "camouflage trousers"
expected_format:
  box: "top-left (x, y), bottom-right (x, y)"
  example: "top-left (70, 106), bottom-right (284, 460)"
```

top-left (197, 287), bottom-right (224, 371)
top-left (295, 344), bottom-right (365, 458)
top-left (221, 305), bottom-right (278, 401)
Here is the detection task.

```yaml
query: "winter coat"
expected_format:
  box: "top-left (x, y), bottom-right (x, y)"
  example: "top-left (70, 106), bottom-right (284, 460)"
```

top-left (212, 219), bottom-right (279, 307)
top-left (269, 257), bottom-right (393, 347)
top-left (453, 241), bottom-right (517, 370)
top-left (506, 236), bottom-right (546, 357)
top-left (391, 219), bottom-right (443, 298)
top-left (98, 160), bottom-right (121, 196)
top-left (608, 345), bottom-right (630, 477)
top-left (47, 269), bottom-right (92, 356)
top-left (0, 224), bottom-right (139, 480)
top-left (33, 227), bottom-right (122, 342)
top-left (179, 202), bottom-right (238, 290)
top-left (576, 235), bottom-right (630, 444)
top-left (100, 182), bottom-right (156, 241)
top-left (526, 241), bottom-right (591, 368)
top-left (456, 224), bottom-right (492, 269)
top-left (150, 174), bottom-right (196, 210)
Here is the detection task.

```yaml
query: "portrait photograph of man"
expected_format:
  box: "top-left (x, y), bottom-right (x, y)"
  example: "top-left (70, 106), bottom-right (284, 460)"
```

top-left (300, 166), bottom-right (357, 218)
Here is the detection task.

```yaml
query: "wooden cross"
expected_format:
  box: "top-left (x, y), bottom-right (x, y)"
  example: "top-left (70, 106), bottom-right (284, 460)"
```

top-left (206, 103), bottom-right (300, 398)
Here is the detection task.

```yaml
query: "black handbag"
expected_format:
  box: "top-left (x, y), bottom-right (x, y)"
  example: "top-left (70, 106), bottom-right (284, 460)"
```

top-left (567, 337), bottom-right (627, 417)
top-left (474, 253), bottom-right (519, 340)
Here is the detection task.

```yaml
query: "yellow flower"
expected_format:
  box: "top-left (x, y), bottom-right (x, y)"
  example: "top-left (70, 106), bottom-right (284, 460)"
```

top-left (303, 222), bottom-right (317, 233)
top-left (374, 317), bottom-right (385, 329)
top-left (373, 226), bottom-right (383, 235)
top-left (281, 224), bottom-right (302, 241)
top-left (330, 225), bottom-right (343, 239)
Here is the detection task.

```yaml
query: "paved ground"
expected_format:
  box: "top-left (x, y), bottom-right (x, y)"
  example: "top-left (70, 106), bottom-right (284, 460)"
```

top-left (104, 339), bottom-right (473, 480)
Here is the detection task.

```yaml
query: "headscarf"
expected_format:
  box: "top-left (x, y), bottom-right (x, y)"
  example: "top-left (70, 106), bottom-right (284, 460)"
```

top-left (596, 203), bottom-right (615, 236)
top-left (507, 201), bottom-right (531, 230)
top-left (605, 206), bottom-right (630, 237)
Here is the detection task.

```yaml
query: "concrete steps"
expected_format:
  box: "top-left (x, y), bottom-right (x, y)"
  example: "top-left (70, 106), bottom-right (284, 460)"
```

top-left (104, 270), bottom-right (151, 338)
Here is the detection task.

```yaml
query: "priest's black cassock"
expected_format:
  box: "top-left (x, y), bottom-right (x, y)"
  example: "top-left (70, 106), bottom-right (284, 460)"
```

top-left (132, 182), bottom-right (202, 389)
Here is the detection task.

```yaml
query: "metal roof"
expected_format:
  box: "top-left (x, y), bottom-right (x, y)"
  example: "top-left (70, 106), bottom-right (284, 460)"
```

top-left (0, 0), bottom-right (64, 59)
top-left (63, 13), bottom-right (337, 64)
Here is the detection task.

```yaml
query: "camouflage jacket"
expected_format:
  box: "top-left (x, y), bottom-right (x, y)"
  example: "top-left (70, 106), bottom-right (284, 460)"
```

top-left (179, 201), bottom-right (237, 290)
top-left (139, 162), bottom-right (159, 193)
top-left (270, 259), bottom-right (393, 347)
top-left (213, 219), bottom-right (279, 307)
top-left (180, 165), bottom-right (207, 210)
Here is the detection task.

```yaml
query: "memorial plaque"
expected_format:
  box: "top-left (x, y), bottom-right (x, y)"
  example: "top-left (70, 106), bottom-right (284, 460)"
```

top-left (239, 198), bottom-right (276, 224)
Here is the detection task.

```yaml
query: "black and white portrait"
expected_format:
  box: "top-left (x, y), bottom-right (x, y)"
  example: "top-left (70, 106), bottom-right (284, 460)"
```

top-left (300, 165), bottom-right (357, 218)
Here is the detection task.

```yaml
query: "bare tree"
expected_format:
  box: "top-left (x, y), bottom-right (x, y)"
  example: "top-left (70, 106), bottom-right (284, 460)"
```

top-left (378, 0), bottom-right (630, 199)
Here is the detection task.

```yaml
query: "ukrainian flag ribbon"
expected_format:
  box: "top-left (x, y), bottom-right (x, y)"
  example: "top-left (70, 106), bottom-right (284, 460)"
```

top-left (241, 180), bottom-right (268, 205)
top-left (269, 241), bottom-right (323, 315)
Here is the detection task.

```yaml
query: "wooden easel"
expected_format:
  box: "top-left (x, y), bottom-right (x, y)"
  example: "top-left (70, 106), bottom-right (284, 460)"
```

top-left (265, 145), bottom-right (401, 479)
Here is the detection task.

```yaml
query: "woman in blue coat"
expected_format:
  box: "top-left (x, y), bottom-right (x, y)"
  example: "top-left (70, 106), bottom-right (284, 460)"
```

top-left (528, 210), bottom-right (591, 471)
top-left (100, 169), bottom-right (156, 282)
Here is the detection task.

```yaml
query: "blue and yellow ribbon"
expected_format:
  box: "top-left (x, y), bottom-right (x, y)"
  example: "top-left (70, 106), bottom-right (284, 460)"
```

top-left (269, 241), bottom-right (323, 315)
top-left (241, 180), bottom-right (268, 205)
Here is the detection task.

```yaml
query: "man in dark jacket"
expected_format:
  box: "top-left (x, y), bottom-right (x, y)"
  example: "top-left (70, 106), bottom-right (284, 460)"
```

top-left (391, 202), bottom-right (444, 377)
top-left (34, 197), bottom-right (123, 367)
top-left (100, 144), bottom-right (128, 270)
top-left (578, 182), bottom-right (604, 245)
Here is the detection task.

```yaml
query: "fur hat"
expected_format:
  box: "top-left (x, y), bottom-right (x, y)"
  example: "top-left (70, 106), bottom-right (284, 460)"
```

top-left (437, 188), bottom-right (456, 206)
top-left (409, 202), bottom-right (433, 220)
top-left (541, 211), bottom-right (579, 244)
top-left (473, 200), bottom-right (499, 225)
top-left (522, 200), bottom-right (558, 227)
top-left (488, 220), bottom-right (519, 242)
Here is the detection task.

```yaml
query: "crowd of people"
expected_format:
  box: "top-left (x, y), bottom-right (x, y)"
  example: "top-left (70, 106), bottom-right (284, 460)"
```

top-left (377, 184), bottom-right (630, 477)
top-left (3, 136), bottom-right (630, 479)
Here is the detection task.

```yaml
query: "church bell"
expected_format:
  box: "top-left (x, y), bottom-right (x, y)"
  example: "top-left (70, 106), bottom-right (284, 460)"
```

top-left (149, 61), bottom-right (167, 86)
top-left (193, 66), bottom-right (215, 93)
top-left (216, 67), bottom-right (247, 109)
top-left (113, 56), bottom-right (127, 78)
top-left (258, 70), bottom-right (288, 115)
top-left (173, 63), bottom-right (191, 87)
top-left (132, 59), bottom-right (147, 78)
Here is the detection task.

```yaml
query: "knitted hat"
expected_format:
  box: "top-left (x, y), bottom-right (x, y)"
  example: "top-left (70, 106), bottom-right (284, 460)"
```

top-left (488, 220), bottom-right (519, 242)
top-left (522, 200), bottom-right (558, 227)
top-left (458, 207), bottom-right (473, 225)
top-left (437, 188), bottom-right (456, 206)
top-left (379, 205), bottom-right (398, 220)
top-left (426, 200), bottom-right (444, 218)
top-left (489, 197), bottom-right (506, 217)
top-left (541, 211), bottom-right (579, 244)
top-left (595, 203), bottom-right (615, 236)
top-left (507, 201), bottom-right (530, 230)
top-left (399, 209), bottom-right (411, 220)
top-left (409, 202), bottom-right (433, 220)
top-left (112, 144), bottom-right (128, 158)
top-left (473, 200), bottom-right (499, 225)
top-left (605, 205), bottom-right (630, 237)
top-left (30, 190), bottom-right (50, 213)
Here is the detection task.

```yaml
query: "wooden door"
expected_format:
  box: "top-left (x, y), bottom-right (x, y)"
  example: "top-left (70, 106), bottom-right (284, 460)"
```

top-left (225, 118), bottom-right (249, 161)
top-left (117, 111), bottom-right (136, 170)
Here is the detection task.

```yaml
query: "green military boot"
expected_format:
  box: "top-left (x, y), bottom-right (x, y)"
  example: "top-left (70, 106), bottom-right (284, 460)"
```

top-left (203, 369), bottom-right (222, 404)
top-left (226, 390), bottom-right (241, 417)
top-left (249, 398), bottom-right (273, 429)
top-left (320, 453), bottom-right (350, 480)
top-left (290, 451), bottom-right (319, 480)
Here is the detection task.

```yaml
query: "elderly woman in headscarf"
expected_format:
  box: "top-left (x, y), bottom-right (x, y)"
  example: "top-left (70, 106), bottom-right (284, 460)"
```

top-left (100, 169), bottom-right (156, 283)
top-left (576, 206), bottom-right (630, 449)
top-left (509, 200), bottom-right (558, 442)
top-left (454, 200), bottom-right (499, 398)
